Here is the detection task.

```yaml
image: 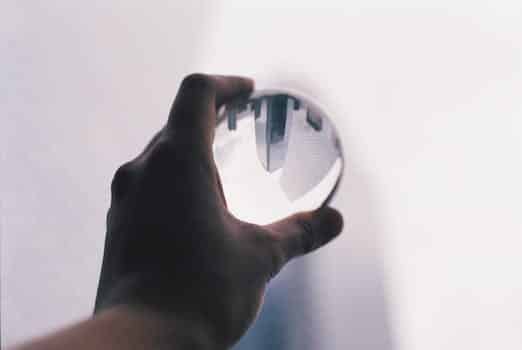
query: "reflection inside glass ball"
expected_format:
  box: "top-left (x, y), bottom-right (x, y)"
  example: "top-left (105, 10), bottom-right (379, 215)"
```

top-left (214, 90), bottom-right (343, 225)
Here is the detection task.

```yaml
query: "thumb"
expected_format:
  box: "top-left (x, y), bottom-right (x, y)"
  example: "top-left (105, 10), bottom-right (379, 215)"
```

top-left (265, 206), bottom-right (344, 265)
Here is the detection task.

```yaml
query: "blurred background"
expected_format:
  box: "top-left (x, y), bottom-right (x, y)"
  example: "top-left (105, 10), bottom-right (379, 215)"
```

top-left (2, 1), bottom-right (522, 349)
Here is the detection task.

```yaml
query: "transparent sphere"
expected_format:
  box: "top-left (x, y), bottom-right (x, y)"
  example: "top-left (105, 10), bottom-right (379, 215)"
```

top-left (214, 89), bottom-right (344, 225)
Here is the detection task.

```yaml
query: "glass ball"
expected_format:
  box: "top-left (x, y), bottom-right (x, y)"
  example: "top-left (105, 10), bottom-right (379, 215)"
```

top-left (214, 89), bottom-right (344, 224)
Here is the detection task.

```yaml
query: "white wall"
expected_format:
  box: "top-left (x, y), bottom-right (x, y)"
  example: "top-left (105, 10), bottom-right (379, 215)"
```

top-left (2, 0), bottom-right (219, 345)
top-left (3, 1), bottom-right (522, 349)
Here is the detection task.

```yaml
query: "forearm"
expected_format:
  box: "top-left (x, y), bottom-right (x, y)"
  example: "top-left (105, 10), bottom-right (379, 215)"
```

top-left (11, 306), bottom-right (220, 350)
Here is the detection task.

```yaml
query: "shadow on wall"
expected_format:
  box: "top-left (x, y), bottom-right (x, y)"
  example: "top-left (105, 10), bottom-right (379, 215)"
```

top-left (233, 170), bottom-right (395, 350)
top-left (233, 76), bottom-right (395, 350)
top-left (234, 260), bottom-right (316, 349)
top-left (328, 168), bottom-right (395, 350)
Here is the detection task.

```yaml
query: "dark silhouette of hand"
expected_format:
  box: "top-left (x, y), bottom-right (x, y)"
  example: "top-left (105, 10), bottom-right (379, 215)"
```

top-left (94, 74), bottom-right (343, 348)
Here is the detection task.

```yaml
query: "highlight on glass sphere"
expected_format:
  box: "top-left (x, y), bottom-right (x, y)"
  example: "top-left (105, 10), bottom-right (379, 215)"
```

top-left (213, 89), bottom-right (344, 225)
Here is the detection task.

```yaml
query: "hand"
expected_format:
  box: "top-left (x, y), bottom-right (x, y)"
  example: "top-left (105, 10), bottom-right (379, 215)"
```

top-left (94, 74), bottom-right (343, 348)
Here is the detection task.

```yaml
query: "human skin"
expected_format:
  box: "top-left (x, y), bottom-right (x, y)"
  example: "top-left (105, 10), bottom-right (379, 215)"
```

top-left (13, 74), bottom-right (343, 350)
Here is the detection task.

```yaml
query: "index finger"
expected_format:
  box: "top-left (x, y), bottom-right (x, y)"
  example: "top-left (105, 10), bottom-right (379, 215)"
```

top-left (167, 73), bottom-right (254, 150)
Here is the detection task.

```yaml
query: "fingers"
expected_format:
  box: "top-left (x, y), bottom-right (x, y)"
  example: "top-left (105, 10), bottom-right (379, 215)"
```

top-left (167, 73), bottom-right (254, 150)
top-left (212, 75), bottom-right (255, 107)
top-left (266, 207), bottom-right (344, 265)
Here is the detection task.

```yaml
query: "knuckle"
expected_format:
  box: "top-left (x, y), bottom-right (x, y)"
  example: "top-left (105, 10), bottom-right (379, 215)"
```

top-left (295, 216), bottom-right (317, 254)
top-left (142, 140), bottom-right (181, 181)
top-left (146, 140), bottom-right (176, 167)
top-left (143, 140), bottom-right (195, 181)
top-left (180, 73), bottom-right (213, 92)
top-left (111, 162), bottom-right (135, 198)
top-left (144, 137), bottom-right (214, 183)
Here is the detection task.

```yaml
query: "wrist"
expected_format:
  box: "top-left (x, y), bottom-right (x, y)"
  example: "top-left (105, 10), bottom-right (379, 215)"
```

top-left (97, 305), bottom-right (222, 350)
